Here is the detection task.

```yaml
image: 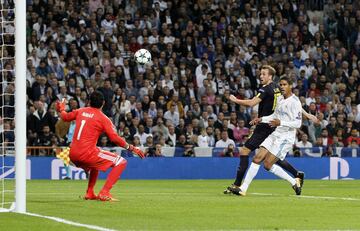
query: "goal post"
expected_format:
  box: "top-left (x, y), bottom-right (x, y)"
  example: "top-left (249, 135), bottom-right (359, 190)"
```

top-left (14, 0), bottom-right (27, 213)
top-left (0, 0), bottom-right (27, 213)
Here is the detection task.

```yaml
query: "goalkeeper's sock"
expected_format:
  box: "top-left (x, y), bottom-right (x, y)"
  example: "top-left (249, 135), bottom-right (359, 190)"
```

top-left (101, 160), bottom-right (127, 193)
top-left (276, 159), bottom-right (298, 177)
top-left (239, 162), bottom-right (260, 193)
top-left (87, 169), bottom-right (99, 193)
top-left (268, 164), bottom-right (296, 186)
top-left (234, 155), bottom-right (249, 186)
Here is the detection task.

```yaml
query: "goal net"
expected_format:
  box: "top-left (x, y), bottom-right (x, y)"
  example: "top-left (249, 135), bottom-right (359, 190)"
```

top-left (0, 0), bottom-right (26, 213)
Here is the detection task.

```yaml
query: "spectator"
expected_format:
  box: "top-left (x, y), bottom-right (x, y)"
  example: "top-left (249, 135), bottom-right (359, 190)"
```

top-left (34, 125), bottom-right (52, 147)
top-left (232, 119), bottom-right (250, 145)
top-left (98, 79), bottom-right (114, 117)
top-left (326, 116), bottom-right (339, 137)
top-left (215, 130), bottom-right (235, 148)
top-left (147, 144), bottom-right (164, 157)
top-left (0, 121), bottom-right (14, 146)
top-left (296, 134), bottom-right (313, 148)
top-left (27, 101), bottom-right (55, 136)
top-left (331, 136), bottom-right (344, 147)
top-left (98, 135), bottom-right (110, 147)
top-left (220, 144), bottom-right (239, 157)
top-left (21, 0), bottom-right (360, 156)
top-left (197, 128), bottom-right (210, 147)
top-left (152, 117), bottom-right (169, 140)
top-left (165, 124), bottom-right (176, 147)
top-left (132, 136), bottom-right (143, 148)
top-left (158, 135), bottom-right (169, 148)
top-left (134, 124), bottom-right (151, 146)
top-left (346, 129), bottom-right (360, 147)
top-left (164, 103), bottom-right (180, 127)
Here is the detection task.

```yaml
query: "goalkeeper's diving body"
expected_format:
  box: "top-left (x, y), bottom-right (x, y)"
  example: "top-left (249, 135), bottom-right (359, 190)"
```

top-left (56, 91), bottom-right (145, 201)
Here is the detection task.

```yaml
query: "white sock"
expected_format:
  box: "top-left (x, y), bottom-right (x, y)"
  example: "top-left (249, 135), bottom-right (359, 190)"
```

top-left (269, 164), bottom-right (296, 186)
top-left (240, 162), bottom-right (260, 192)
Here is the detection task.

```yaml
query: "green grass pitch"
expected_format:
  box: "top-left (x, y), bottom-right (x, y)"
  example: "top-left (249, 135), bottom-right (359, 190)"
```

top-left (1, 180), bottom-right (360, 230)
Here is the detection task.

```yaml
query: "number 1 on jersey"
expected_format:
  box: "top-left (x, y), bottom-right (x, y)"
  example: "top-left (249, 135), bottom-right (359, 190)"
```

top-left (77, 120), bottom-right (86, 140)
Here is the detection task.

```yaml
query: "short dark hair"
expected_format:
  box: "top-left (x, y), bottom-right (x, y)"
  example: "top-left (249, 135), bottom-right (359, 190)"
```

top-left (90, 91), bottom-right (104, 108)
top-left (279, 76), bottom-right (293, 85)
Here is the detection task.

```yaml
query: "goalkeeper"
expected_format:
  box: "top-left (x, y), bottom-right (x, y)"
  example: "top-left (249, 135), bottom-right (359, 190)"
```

top-left (56, 91), bottom-right (145, 201)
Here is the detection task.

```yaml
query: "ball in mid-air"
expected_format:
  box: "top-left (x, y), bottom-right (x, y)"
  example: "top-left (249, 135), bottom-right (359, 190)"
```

top-left (134, 49), bottom-right (152, 65)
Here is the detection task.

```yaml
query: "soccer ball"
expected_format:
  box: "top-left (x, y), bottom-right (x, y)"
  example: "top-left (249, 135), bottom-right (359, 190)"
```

top-left (134, 49), bottom-right (152, 65)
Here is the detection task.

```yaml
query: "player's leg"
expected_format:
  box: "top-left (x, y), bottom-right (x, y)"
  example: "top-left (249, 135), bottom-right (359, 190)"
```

top-left (233, 147), bottom-right (268, 195)
top-left (233, 147), bottom-right (251, 186)
top-left (84, 168), bottom-right (99, 200)
top-left (276, 159), bottom-right (305, 186)
top-left (224, 129), bottom-right (267, 194)
top-left (263, 142), bottom-right (302, 195)
top-left (98, 150), bottom-right (128, 201)
top-left (264, 154), bottom-right (296, 186)
top-left (224, 147), bottom-right (251, 194)
top-left (64, 165), bottom-right (71, 179)
top-left (229, 132), bottom-right (276, 195)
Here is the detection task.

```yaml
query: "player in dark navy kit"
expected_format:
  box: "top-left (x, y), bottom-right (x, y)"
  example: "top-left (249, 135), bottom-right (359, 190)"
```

top-left (224, 65), bottom-right (318, 195)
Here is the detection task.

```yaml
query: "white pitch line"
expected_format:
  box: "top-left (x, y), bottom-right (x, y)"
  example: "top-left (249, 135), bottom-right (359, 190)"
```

top-left (251, 192), bottom-right (278, 196)
top-left (297, 195), bottom-right (360, 201)
top-left (25, 212), bottom-right (117, 231)
top-left (26, 192), bottom-right (360, 201)
top-left (251, 192), bottom-right (360, 201)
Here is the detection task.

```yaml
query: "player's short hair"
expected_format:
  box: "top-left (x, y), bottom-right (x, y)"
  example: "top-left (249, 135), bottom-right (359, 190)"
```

top-left (279, 76), bottom-right (293, 85)
top-left (90, 91), bottom-right (105, 108)
top-left (260, 65), bottom-right (276, 77)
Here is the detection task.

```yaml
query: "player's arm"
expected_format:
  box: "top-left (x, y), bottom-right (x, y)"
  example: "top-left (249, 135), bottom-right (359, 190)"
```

top-left (103, 117), bottom-right (145, 158)
top-left (260, 113), bottom-right (276, 124)
top-left (250, 112), bottom-right (276, 126)
top-left (301, 108), bottom-right (320, 124)
top-left (228, 94), bottom-right (262, 107)
top-left (56, 100), bottom-right (78, 122)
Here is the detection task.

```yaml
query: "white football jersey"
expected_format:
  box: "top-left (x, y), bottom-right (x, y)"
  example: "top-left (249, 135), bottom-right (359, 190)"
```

top-left (261, 94), bottom-right (302, 142)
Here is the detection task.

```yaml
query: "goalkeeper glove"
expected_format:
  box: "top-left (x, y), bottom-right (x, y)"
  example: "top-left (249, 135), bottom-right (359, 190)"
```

top-left (56, 99), bottom-right (66, 112)
top-left (128, 144), bottom-right (145, 159)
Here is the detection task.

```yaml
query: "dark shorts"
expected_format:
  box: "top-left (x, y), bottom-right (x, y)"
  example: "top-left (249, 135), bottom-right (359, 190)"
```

top-left (244, 124), bottom-right (274, 151)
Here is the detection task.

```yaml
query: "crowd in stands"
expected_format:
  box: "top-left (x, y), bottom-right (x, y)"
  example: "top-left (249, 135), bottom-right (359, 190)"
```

top-left (1, 0), bottom-right (360, 157)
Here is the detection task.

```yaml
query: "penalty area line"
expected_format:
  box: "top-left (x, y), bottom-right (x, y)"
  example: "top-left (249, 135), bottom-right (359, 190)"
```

top-left (251, 193), bottom-right (360, 201)
top-left (25, 212), bottom-right (117, 231)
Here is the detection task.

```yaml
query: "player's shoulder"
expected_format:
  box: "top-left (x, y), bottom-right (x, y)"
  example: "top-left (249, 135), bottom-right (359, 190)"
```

top-left (258, 84), bottom-right (274, 96)
top-left (290, 95), bottom-right (302, 107)
top-left (290, 94), bottom-right (301, 103)
top-left (260, 83), bottom-right (273, 91)
top-left (277, 94), bottom-right (285, 101)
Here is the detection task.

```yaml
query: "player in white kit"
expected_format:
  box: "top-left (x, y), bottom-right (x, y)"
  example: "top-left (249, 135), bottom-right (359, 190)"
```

top-left (232, 76), bottom-right (303, 196)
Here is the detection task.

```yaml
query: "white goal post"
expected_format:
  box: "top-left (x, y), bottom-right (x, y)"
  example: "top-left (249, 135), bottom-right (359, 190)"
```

top-left (14, 0), bottom-right (27, 213)
top-left (0, 0), bottom-right (27, 213)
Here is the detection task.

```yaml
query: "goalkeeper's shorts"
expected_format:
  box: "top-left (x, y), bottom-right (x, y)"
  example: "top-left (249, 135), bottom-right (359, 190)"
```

top-left (71, 149), bottom-right (126, 172)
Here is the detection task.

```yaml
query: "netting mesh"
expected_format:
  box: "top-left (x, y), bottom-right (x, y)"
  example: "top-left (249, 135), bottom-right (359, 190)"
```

top-left (0, 0), bottom-right (16, 211)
